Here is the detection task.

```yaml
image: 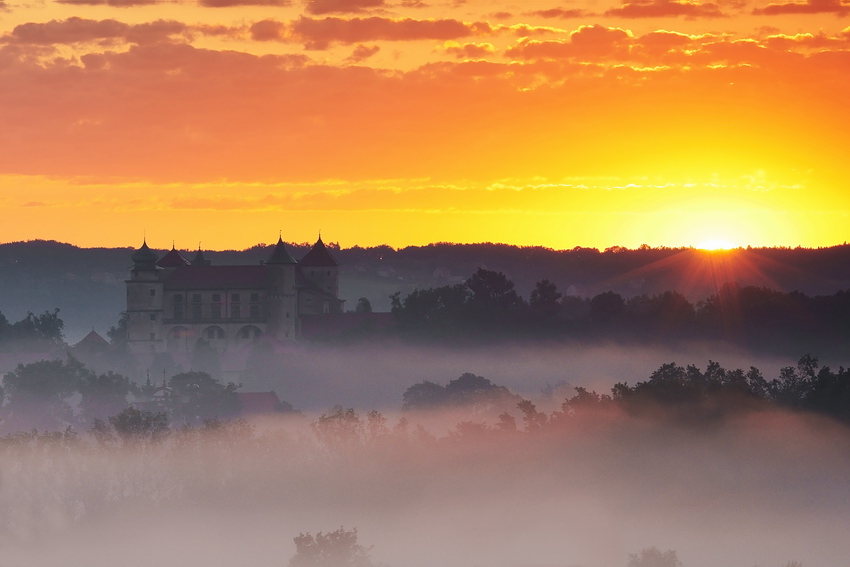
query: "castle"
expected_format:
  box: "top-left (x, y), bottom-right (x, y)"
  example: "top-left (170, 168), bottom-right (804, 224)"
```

top-left (125, 236), bottom-right (344, 356)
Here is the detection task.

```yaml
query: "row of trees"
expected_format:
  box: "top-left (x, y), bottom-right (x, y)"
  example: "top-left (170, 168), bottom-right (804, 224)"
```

top-left (389, 269), bottom-right (850, 352)
top-left (0, 357), bottom-right (242, 432)
top-left (400, 355), bottom-right (850, 427)
top-left (0, 309), bottom-right (64, 349)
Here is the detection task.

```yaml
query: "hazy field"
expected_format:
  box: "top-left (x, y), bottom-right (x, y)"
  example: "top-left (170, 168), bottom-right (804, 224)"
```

top-left (2, 396), bottom-right (849, 567)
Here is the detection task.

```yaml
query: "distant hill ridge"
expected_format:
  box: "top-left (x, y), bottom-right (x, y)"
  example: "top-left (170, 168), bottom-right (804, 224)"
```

top-left (1, 239), bottom-right (849, 342)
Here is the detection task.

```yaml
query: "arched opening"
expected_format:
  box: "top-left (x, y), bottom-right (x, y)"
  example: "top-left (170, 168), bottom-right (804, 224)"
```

top-left (167, 326), bottom-right (193, 352)
top-left (203, 326), bottom-right (226, 340)
top-left (238, 325), bottom-right (263, 340)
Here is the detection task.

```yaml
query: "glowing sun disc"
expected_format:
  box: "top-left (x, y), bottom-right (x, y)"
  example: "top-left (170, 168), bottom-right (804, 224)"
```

top-left (697, 238), bottom-right (735, 251)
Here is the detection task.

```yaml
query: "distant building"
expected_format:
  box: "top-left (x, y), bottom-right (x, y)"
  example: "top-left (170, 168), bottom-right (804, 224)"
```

top-left (125, 236), bottom-right (344, 356)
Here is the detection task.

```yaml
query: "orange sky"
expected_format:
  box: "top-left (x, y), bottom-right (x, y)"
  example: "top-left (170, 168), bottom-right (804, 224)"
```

top-left (0, 0), bottom-right (848, 251)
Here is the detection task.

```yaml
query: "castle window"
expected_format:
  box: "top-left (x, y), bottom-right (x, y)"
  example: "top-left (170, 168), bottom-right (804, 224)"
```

top-left (250, 304), bottom-right (260, 319)
top-left (192, 293), bottom-right (202, 303)
top-left (192, 304), bottom-right (202, 319)
top-left (212, 293), bottom-right (221, 302)
top-left (173, 295), bottom-right (184, 320)
top-left (211, 303), bottom-right (222, 319)
top-left (231, 293), bottom-right (240, 303)
top-left (232, 304), bottom-right (241, 318)
top-left (250, 292), bottom-right (260, 302)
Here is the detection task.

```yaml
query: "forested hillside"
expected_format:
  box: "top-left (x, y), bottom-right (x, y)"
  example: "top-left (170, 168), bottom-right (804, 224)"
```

top-left (1, 239), bottom-right (849, 342)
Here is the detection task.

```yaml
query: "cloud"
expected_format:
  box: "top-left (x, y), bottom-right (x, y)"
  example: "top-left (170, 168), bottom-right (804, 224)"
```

top-left (605, 0), bottom-right (728, 18)
top-left (250, 19), bottom-right (286, 41)
top-left (305, 0), bottom-right (385, 15)
top-left (289, 16), bottom-right (492, 49)
top-left (346, 43), bottom-right (380, 62)
top-left (443, 40), bottom-right (495, 59)
top-left (527, 7), bottom-right (587, 18)
top-left (3, 18), bottom-right (187, 46)
top-left (753, 0), bottom-right (849, 14)
top-left (506, 24), bottom-right (632, 60)
top-left (200, 0), bottom-right (290, 6)
top-left (56, 0), bottom-right (155, 6)
top-left (0, 22), bottom-right (847, 187)
top-left (764, 31), bottom-right (850, 50)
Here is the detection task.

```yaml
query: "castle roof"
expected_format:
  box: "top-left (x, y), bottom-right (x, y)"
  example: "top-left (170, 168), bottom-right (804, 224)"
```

top-left (157, 246), bottom-right (191, 268)
top-left (299, 236), bottom-right (339, 267)
top-left (265, 237), bottom-right (298, 265)
top-left (165, 265), bottom-right (267, 289)
top-left (131, 240), bottom-right (159, 269)
top-left (191, 248), bottom-right (211, 266)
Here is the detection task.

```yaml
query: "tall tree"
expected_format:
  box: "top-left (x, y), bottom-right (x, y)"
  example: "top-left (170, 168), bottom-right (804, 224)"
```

top-left (168, 371), bottom-right (240, 426)
top-left (1, 357), bottom-right (87, 430)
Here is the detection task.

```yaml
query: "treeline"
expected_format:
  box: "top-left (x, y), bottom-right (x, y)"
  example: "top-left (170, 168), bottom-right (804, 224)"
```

top-left (0, 309), bottom-right (64, 349)
top-left (399, 355), bottom-right (850, 428)
top-left (3, 239), bottom-right (850, 339)
top-left (389, 268), bottom-right (850, 353)
top-left (0, 356), bottom-right (244, 433)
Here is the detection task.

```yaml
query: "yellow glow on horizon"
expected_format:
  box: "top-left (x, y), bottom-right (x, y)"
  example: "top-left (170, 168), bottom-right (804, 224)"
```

top-left (697, 239), bottom-right (735, 251)
top-left (0, 172), bottom-right (845, 251)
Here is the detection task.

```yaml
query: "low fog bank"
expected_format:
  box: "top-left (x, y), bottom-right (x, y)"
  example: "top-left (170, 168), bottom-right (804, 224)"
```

top-left (243, 340), bottom-right (805, 411)
top-left (2, 405), bottom-right (849, 567)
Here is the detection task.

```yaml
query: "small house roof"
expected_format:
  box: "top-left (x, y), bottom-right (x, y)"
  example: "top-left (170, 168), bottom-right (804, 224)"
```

top-left (74, 330), bottom-right (110, 350)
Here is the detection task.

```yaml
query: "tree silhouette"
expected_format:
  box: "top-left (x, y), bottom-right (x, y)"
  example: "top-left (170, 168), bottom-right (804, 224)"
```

top-left (168, 371), bottom-right (240, 425)
top-left (289, 527), bottom-right (377, 567)
top-left (627, 547), bottom-right (682, 567)
top-left (529, 279), bottom-right (562, 317)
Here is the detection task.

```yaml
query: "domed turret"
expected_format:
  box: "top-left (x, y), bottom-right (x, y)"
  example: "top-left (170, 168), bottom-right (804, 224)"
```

top-left (132, 240), bottom-right (159, 270)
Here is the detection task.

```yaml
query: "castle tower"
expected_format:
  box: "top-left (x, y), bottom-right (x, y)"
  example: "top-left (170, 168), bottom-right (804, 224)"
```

top-left (299, 235), bottom-right (340, 298)
top-left (264, 237), bottom-right (299, 340)
top-left (126, 240), bottom-right (165, 354)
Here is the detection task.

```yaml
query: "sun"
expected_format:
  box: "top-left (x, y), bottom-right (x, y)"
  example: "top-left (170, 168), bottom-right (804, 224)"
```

top-left (697, 238), bottom-right (735, 251)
